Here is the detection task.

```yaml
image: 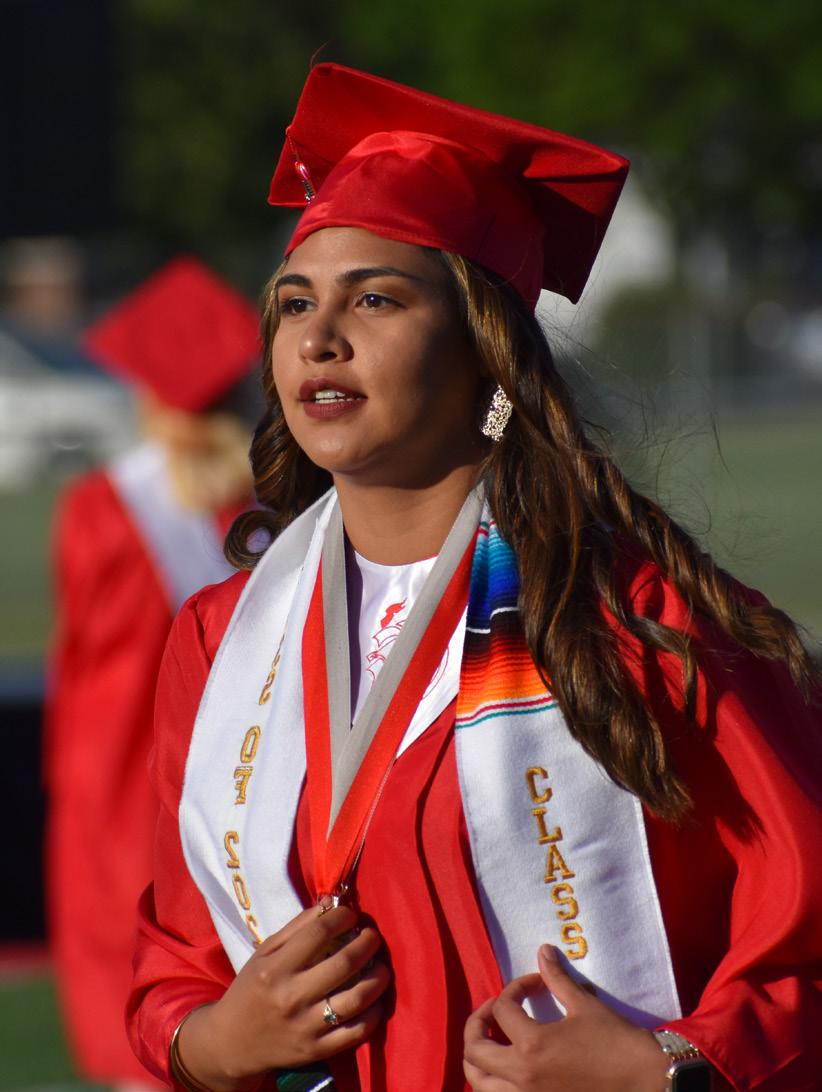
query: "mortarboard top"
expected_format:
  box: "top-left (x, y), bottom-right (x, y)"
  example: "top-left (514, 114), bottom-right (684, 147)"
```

top-left (83, 257), bottom-right (261, 412)
top-left (268, 64), bottom-right (629, 307)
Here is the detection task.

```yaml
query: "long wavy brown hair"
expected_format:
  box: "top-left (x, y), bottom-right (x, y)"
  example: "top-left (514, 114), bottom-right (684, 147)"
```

top-left (227, 251), bottom-right (819, 821)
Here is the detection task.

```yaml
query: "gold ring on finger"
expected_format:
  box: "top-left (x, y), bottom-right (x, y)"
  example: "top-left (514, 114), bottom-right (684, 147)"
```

top-left (322, 998), bottom-right (340, 1027)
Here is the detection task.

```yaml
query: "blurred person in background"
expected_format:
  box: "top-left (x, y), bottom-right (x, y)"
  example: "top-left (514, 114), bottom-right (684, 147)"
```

top-left (45, 257), bottom-right (261, 1091)
top-left (127, 68), bottom-right (821, 1092)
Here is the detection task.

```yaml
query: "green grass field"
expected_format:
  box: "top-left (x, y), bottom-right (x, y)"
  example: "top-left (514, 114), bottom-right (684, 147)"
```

top-left (696, 408), bottom-right (822, 646)
top-left (0, 975), bottom-right (96, 1091)
top-left (619, 404), bottom-right (822, 650)
top-left (0, 480), bottom-right (61, 663)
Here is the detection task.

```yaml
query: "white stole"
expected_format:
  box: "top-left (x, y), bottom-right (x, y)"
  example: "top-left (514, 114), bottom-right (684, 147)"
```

top-left (180, 489), bottom-right (681, 1026)
top-left (108, 441), bottom-right (234, 612)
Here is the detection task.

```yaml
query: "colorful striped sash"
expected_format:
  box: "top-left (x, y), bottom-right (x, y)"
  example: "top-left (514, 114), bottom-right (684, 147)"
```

top-left (458, 518), bottom-right (558, 730)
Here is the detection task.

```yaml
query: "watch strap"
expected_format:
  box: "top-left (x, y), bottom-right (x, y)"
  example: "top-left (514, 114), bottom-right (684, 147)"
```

top-left (653, 1030), bottom-right (712, 1091)
top-left (653, 1029), bottom-right (702, 1063)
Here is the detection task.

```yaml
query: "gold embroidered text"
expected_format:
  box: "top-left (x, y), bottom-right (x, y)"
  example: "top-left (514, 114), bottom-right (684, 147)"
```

top-left (525, 765), bottom-right (589, 961)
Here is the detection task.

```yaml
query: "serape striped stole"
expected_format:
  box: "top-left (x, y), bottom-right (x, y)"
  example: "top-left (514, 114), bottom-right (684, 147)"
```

top-left (457, 518), bottom-right (557, 730)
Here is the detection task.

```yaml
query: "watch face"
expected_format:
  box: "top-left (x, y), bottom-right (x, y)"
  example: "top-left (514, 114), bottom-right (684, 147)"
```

top-left (671, 1059), bottom-right (712, 1092)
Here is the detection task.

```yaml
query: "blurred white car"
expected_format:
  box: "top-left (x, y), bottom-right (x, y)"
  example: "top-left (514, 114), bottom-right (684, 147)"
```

top-left (0, 327), bottom-right (136, 488)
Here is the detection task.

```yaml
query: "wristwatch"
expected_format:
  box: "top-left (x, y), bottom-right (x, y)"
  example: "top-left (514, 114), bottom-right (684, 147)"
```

top-left (653, 1030), bottom-right (713, 1091)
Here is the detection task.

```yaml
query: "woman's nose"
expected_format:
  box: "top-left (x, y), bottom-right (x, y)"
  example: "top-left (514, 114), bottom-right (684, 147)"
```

top-left (298, 310), bottom-right (350, 364)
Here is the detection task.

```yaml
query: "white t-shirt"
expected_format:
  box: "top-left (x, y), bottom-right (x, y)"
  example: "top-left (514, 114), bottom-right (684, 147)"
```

top-left (346, 547), bottom-right (463, 744)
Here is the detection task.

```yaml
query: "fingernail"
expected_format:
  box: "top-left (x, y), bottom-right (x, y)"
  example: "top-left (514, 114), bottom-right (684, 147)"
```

top-left (540, 943), bottom-right (558, 962)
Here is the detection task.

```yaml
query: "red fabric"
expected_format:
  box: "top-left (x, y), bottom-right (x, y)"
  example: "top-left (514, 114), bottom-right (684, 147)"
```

top-left (291, 702), bottom-right (503, 1092)
top-left (269, 64), bottom-right (629, 306)
top-left (45, 469), bottom-right (245, 1085)
top-left (83, 257), bottom-right (261, 411)
top-left (128, 561), bottom-right (822, 1091)
top-left (610, 568), bottom-right (822, 1091)
top-left (127, 572), bottom-right (251, 1088)
top-left (302, 537), bottom-right (473, 893)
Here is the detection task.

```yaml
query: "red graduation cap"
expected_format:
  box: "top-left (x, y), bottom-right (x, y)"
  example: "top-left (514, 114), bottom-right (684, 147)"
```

top-left (83, 257), bottom-right (261, 411)
top-left (269, 64), bottom-right (629, 307)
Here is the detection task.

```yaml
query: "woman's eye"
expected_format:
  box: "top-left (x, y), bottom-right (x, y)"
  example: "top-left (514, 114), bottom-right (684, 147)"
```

top-left (280, 296), bottom-right (311, 315)
top-left (359, 292), bottom-right (393, 310)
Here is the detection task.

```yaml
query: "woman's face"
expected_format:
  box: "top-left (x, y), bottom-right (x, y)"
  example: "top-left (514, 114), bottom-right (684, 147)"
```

top-left (271, 227), bottom-right (485, 488)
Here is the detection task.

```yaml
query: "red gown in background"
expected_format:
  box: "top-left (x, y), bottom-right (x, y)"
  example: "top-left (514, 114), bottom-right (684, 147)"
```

top-left (126, 556), bottom-right (822, 1092)
top-left (45, 465), bottom-right (246, 1085)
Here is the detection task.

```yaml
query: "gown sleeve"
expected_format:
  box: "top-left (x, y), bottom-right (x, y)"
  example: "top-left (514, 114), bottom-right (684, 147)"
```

top-left (615, 562), bottom-right (822, 1091)
top-left (126, 575), bottom-right (249, 1085)
top-left (45, 471), bottom-right (172, 1084)
top-left (45, 470), bottom-right (171, 794)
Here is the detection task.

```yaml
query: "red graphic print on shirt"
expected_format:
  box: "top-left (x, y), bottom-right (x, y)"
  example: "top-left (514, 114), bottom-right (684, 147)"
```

top-left (365, 599), bottom-right (406, 682)
top-left (366, 598), bottom-right (448, 695)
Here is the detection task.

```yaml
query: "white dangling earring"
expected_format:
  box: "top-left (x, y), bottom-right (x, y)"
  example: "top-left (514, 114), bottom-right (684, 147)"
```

top-left (481, 385), bottom-right (513, 443)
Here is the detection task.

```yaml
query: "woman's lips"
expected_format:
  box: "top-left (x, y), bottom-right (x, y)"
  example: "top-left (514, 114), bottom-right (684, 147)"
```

top-left (299, 378), bottom-right (365, 419)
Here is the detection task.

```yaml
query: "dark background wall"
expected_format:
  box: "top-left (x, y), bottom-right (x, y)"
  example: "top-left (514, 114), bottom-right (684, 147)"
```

top-left (0, 0), bottom-right (115, 237)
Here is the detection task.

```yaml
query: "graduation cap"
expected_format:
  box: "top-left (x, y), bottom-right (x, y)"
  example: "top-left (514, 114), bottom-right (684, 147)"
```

top-left (83, 257), bottom-right (261, 411)
top-left (268, 64), bottom-right (629, 307)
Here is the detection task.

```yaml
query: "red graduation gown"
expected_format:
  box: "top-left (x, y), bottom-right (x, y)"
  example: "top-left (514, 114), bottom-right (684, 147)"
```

top-left (45, 468), bottom-right (244, 1084)
top-left (127, 560), bottom-right (822, 1092)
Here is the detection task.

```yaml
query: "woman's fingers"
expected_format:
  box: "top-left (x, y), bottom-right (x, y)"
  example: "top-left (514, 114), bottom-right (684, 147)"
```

top-left (254, 910), bottom-right (388, 1024)
top-left (317, 957), bottom-right (391, 1029)
top-left (303, 957), bottom-right (392, 1051)
top-left (463, 1057), bottom-right (520, 1092)
top-left (464, 998), bottom-right (498, 1044)
top-left (490, 972), bottom-right (543, 1044)
top-left (254, 904), bottom-right (345, 957)
top-left (488, 948), bottom-right (595, 1045)
top-left (299, 921), bottom-right (384, 999)
top-left (291, 956), bottom-right (391, 1060)
top-left (464, 995), bottom-right (527, 1083)
top-left (464, 1002), bottom-right (516, 1081)
top-left (189, 906), bottom-right (390, 1075)
top-left (257, 904), bottom-right (359, 971)
top-left (536, 942), bottom-right (593, 1015)
top-left (464, 948), bottom-right (666, 1091)
top-left (315, 1001), bottom-right (385, 1059)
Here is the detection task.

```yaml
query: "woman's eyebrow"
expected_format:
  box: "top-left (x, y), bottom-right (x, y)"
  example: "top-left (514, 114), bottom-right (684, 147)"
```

top-left (275, 266), bottom-right (428, 293)
top-left (337, 265), bottom-right (427, 286)
top-left (275, 272), bottom-right (311, 291)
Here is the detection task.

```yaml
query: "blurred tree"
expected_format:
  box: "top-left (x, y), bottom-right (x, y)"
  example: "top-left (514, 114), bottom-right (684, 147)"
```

top-left (117, 0), bottom-right (822, 288)
top-left (341, 0), bottom-right (822, 286)
top-left (119, 0), bottom-right (344, 280)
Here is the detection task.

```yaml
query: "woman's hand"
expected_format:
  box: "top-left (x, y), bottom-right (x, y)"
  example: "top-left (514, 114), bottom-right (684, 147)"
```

top-left (463, 945), bottom-right (670, 1092)
top-left (177, 904), bottom-right (389, 1090)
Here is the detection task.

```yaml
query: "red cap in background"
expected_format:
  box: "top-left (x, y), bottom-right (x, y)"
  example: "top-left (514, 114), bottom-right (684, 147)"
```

top-left (268, 64), bottom-right (629, 307)
top-left (83, 257), bottom-right (261, 411)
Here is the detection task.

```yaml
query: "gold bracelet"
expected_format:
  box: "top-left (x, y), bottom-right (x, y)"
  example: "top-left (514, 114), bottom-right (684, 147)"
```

top-left (168, 1008), bottom-right (267, 1092)
top-left (169, 1008), bottom-right (220, 1092)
